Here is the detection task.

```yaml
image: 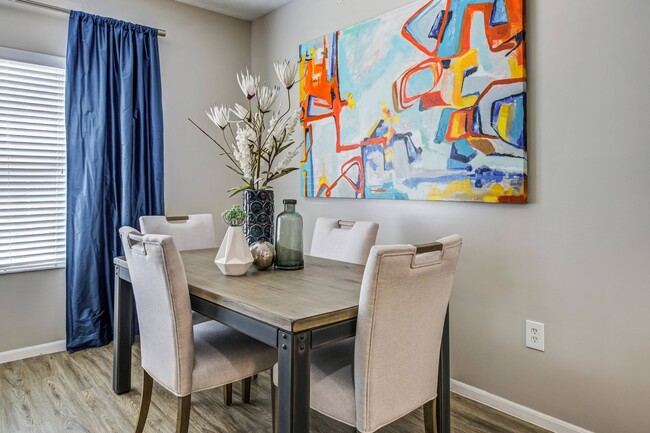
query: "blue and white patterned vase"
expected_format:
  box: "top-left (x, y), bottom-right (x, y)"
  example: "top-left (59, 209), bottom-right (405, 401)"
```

top-left (242, 189), bottom-right (274, 246)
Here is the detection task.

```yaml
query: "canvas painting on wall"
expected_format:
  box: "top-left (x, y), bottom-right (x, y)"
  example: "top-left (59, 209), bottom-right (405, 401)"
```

top-left (299, 0), bottom-right (527, 203)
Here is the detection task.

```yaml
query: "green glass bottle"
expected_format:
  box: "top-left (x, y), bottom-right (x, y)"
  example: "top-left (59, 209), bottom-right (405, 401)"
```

top-left (274, 199), bottom-right (303, 270)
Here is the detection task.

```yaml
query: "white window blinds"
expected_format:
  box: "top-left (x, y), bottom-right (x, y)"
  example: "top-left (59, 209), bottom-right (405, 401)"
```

top-left (0, 55), bottom-right (66, 273)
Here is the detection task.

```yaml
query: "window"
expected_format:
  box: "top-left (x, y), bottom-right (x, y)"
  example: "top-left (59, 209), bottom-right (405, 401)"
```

top-left (0, 47), bottom-right (66, 273)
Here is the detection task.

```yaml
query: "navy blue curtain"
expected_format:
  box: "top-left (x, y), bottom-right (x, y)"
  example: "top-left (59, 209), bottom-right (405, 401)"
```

top-left (65, 11), bottom-right (164, 352)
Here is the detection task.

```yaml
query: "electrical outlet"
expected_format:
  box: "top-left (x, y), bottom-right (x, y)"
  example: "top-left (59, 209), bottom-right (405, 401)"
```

top-left (526, 320), bottom-right (545, 352)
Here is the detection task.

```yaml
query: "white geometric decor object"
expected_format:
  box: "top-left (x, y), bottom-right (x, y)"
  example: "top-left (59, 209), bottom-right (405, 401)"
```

top-left (214, 226), bottom-right (254, 276)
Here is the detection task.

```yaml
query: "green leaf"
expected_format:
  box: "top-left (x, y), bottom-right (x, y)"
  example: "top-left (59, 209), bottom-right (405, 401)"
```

top-left (225, 164), bottom-right (243, 175)
top-left (277, 142), bottom-right (295, 154)
top-left (228, 185), bottom-right (253, 197)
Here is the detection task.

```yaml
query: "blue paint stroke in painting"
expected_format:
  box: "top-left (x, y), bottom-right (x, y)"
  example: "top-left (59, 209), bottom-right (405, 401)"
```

top-left (450, 139), bottom-right (478, 163)
top-left (435, 108), bottom-right (456, 144)
top-left (472, 107), bottom-right (483, 135)
top-left (490, 0), bottom-right (509, 26)
top-left (437, 0), bottom-right (489, 58)
top-left (404, 0), bottom-right (445, 51)
top-left (491, 92), bottom-right (526, 149)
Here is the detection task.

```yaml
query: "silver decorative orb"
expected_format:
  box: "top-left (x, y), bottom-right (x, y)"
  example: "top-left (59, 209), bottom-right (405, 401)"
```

top-left (250, 241), bottom-right (275, 270)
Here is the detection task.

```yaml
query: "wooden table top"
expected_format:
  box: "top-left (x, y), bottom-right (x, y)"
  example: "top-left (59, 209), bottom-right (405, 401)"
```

top-left (116, 248), bottom-right (365, 332)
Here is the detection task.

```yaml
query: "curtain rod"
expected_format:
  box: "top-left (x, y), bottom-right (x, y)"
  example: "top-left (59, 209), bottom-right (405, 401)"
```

top-left (8, 0), bottom-right (167, 37)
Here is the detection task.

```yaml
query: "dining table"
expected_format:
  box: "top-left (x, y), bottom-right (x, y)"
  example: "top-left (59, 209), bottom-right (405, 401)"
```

top-left (112, 248), bottom-right (451, 433)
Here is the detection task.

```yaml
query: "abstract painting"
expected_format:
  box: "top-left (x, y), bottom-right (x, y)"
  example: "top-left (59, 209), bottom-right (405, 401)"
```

top-left (299, 0), bottom-right (527, 203)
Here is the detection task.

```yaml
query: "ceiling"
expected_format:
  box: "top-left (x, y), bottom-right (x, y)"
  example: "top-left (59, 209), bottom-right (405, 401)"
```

top-left (173, 0), bottom-right (293, 21)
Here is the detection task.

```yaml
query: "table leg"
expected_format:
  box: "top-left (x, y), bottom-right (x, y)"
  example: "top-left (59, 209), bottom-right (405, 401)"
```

top-left (437, 306), bottom-right (451, 433)
top-left (113, 266), bottom-right (134, 395)
top-left (277, 330), bottom-right (311, 433)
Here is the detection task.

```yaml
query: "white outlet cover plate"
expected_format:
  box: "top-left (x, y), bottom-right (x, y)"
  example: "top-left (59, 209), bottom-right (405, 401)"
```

top-left (526, 320), bottom-right (545, 352)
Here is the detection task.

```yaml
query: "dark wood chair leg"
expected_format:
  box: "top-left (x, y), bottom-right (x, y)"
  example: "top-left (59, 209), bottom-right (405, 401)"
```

top-left (176, 395), bottom-right (191, 433)
top-left (135, 371), bottom-right (154, 433)
top-left (242, 377), bottom-right (252, 403)
top-left (423, 399), bottom-right (437, 433)
top-left (271, 370), bottom-right (279, 433)
top-left (223, 383), bottom-right (233, 406)
top-left (252, 374), bottom-right (258, 380)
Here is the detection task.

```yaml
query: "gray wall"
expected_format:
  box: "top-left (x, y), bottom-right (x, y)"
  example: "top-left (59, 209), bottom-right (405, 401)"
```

top-left (0, 0), bottom-right (250, 352)
top-left (251, 1), bottom-right (650, 432)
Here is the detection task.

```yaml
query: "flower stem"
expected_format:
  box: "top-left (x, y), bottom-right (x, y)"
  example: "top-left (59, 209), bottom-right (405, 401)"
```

top-left (188, 118), bottom-right (238, 168)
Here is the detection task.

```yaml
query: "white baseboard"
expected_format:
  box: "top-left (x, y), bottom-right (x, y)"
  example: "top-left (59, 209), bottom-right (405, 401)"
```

top-left (451, 379), bottom-right (594, 433)
top-left (0, 340), bottom-right (66, 364)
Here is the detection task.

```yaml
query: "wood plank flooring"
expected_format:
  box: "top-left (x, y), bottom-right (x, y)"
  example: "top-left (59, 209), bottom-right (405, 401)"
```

top-left (0, 343), bottom-right (551, 433)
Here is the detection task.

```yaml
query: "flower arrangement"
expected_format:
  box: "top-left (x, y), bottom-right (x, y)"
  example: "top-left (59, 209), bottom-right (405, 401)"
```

top-left (190, 60), bottom-right (302, 196)
top-left (222, 204), bottom-right (247, 227)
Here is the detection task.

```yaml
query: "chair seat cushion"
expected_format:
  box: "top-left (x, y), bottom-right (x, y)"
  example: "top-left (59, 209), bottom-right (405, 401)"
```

top-left (192, 321), bottom-right (277, 393)
top-left (273, 338), bottom-right (356, 427)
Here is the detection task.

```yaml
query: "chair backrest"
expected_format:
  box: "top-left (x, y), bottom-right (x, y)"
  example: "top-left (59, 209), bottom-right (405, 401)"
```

top-left (310, 218), bottom-right (379, 265)
top-left (119, 226), bottom-right (194, 397)
top-left (353, 235), bottom-right (462, 432)
top-left (139, 214), bottom-right (217, 251)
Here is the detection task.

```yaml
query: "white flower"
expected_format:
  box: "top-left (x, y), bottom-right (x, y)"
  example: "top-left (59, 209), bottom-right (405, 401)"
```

top-left (274, 60), bottom-right (299, 89)
top-left (191, 62), bottom-right (306, 191)
top-left (206, 105), bottom-right (229, 129)
top-left (265, 112), bottom-right (281, 151)
top-left (237, 69), bottom-right (259, 99)
top-left (276, 147), bottom-right (300, 171)
top-left (267, 112), bottom-right (280, 134)
top-left (271, 109), bottom-right (301, 145)
top-left (262, 138), bottom-right (273, 153)
top-left (284, 109), bottom-right (301, 138)
top-left (230, 103), bottom-right (249, 121)
top-left (248, 112), bottom-right (262, 131)
top-left (234, 125), bottom-right (255, 180)
top-left (257, 85), bottom-right (280, 113)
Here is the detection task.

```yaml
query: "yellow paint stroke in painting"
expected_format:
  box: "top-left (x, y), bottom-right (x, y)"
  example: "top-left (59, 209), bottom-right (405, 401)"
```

top-left (299, 50), bottom-right (308, 102)
top-left (346, 92), bottom-right (355, 109)
top-left (449, 112), bottom-right (466, 140)
top-left (508, 55), bottom-right (525, 79)
top-left (427, 180), bottom-right (517, 202)
top-left (384, 146), bottom-right (394, 165)
top-left (486, 184), bottom-right (518, 202)
top-left (316, 163), bottom-right (329, 196)
top-left (367, 119), bottom-right (381, 138)
top-left (367, 103), bottom-right (398, 142)
top-left (427, 179), bottom-right (473, 201)
top-left (484, 184), bottom-right (504, 203)
top-left (451, 50), bottom-right (479, 107)
top-left (496, 103), bottom-right (512, 140)
top-left (381, 101), bottom-right (399, 124)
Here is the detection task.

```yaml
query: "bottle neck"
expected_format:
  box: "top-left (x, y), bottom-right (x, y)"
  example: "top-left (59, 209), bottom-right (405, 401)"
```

top-left (284, 204), bottom-right (296, 213)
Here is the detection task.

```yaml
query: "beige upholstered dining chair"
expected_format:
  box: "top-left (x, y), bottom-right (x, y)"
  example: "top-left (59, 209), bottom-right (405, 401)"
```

top-left (272, 234), bottom-right (462, 433)
top-left (119, 227), bottom-right (277, 433)
top-left (138, 213), bottom-right (251, 404)
top-left (139, 214), bottom-right (216, 325)
top-left (139, 214), bottom-right (217, 251)
top-left (310, 218), bottom-right (379, 265)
